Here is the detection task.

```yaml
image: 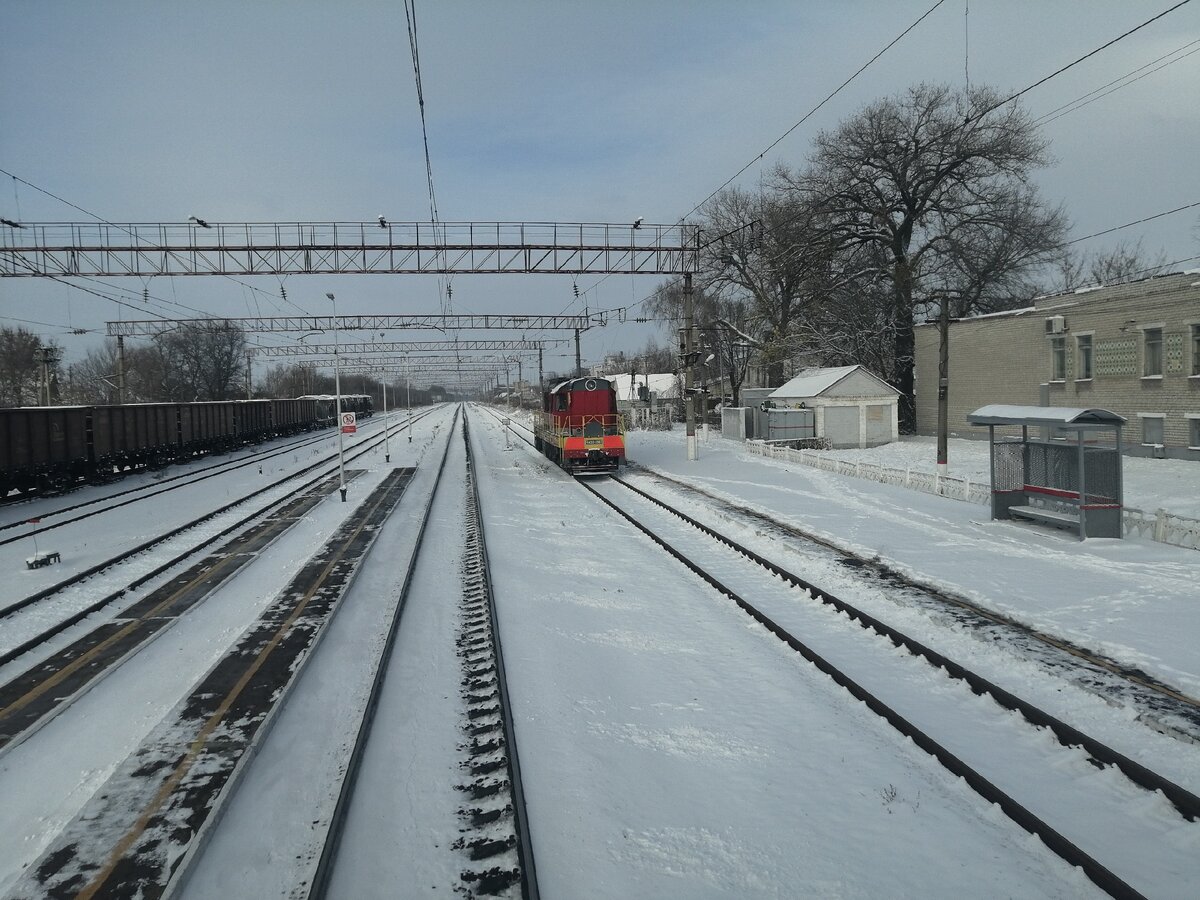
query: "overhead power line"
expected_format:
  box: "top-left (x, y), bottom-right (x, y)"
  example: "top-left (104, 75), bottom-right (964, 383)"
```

top-left (973, 0), bottom-right (1193, 123)
top-left (1034, 38), bottom-right (1200, 126)
top-left (569, 0), bottom-right (951, 318)
top-left (680, 0), bottom-right (950, 224)
top-left (1066, 201), bottom-right (1200, 245)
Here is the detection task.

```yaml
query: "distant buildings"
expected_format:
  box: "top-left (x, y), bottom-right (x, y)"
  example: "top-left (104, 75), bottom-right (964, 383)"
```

top-left (914, 272), bottom-right (1200, 459)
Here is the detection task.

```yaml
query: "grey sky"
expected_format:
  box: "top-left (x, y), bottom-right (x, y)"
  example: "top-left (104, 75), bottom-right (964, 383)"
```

top-left (2, 0), bottom-right (1198, 374)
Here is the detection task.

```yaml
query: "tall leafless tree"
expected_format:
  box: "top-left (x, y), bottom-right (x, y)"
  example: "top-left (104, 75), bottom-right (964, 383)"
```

top-left (154, 322), bottom-right (248, 400)
top-left (792, 83), bottom-right (1066, 428)
top-left (1053, 238), bottom-right (1168, 292)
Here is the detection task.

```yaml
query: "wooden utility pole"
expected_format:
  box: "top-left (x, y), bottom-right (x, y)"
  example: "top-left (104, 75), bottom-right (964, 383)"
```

top-left (937, 292), bottom-right (952, 473)
top-left (684, 273), bottom-right (697, 460)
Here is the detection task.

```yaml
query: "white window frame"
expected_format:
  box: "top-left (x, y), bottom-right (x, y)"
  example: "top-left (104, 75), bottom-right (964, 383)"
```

top-left (1049, 336), bottom-right (1066, 382)
top-left (1190, 322), bottom-right (1200, 378)
top-left (1074, 331), bottom-right (1094, 381)
top-left (1138, 412), bottom-right (1165, 447)
top-left (1140, 323), bottom-right (1165, 379)
top-left (1188, 414), bottom-right (1200, 450)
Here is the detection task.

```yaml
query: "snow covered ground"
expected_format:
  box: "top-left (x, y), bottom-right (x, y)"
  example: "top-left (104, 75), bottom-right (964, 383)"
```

top-left (624, 426), bottom-right (1199, 701)
top-left (1, 406), bottom-right (1197, 898)
top-left (814, 432), bottom-right (1200, 520)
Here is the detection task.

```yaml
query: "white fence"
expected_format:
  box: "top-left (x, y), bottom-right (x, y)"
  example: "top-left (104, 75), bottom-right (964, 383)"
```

top-left (746, 440), bottom-right (1199, 551)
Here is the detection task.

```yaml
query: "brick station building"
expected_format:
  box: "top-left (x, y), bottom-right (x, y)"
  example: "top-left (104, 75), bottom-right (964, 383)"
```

top-left (914, 272), bottom-right (1200, 460)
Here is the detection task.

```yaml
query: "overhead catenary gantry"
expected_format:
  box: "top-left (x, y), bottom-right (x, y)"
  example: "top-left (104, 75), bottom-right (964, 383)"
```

top-left (248, 338), bottom-right (563, 357)
top-left (106, 313), bottom-right (605, 337)
top-left (0, 221), bottom-right (699, 277)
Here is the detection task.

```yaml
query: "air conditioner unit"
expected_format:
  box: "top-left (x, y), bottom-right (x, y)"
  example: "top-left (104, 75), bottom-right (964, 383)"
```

top-left (1044, 315), bottom-right (1066, 334)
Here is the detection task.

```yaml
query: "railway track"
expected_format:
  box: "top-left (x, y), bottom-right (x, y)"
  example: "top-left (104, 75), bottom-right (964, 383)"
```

top-left (578, 473), bottom-right (1198, 899)
top-left (1, 404), bottom-right (540, 899)
top-left (475, 404), bottom-right (1200, 898)
top-left (6, 464), bottom-right (420, 899)
top-left (0, 422), bottom-right (342, 538)
top-left (482, 405), bottom-right (1200, 739)
top-left (311, 408), bottom-right (537, 899)
top-left (0, 408), bottom-right (434, 632)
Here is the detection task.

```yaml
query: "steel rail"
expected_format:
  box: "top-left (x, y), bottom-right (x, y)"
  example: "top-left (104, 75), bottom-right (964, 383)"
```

top-left (632, 465), bottom-right (1200, 715)
top-left (577, 475), bottom-right (1145, 900)
top-left (0, 410), bottom-right (433, 626)
top-left (307, 405), bottom-right (462, 899)
top-left (0, 425), bottom-right (337, 543)
top-left (462, 410), bottom-right (540, 899)
top-left (480, 408), bottom-right (1199, 722)
top-left (608, 474), bottom-right (1200, 822)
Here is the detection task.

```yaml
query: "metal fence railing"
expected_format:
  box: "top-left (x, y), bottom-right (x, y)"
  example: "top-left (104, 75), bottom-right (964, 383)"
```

top-left (744, 440), bottom-right (1198, 551)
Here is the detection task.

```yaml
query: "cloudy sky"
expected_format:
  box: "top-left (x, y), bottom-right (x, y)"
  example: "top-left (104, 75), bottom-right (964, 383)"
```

top-left (2, 0), bottom-right (1198, 376)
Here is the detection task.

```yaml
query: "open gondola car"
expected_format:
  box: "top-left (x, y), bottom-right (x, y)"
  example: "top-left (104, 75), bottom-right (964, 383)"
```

top-left (534, 377), bottom-right (625, 474)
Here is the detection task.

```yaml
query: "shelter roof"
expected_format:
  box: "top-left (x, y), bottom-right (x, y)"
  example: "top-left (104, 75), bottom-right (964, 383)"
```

top-left (967, 405), bottom-right (1126, 427)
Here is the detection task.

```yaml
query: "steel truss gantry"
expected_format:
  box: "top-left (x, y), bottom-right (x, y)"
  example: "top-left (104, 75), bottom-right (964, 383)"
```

top-left (248, 338), bottom-right (558, 357)
top-left (1, 221), bottom-right (699, 277)
top-left (107, 313), bottom-right (603, 337)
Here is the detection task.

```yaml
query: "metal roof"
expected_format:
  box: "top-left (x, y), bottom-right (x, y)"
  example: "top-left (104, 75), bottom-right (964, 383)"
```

top-left (967, 405), bottom-right (1126, 427)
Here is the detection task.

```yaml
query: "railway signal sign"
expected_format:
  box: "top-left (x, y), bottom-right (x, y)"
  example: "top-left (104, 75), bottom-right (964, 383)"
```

top-left (340, 412), bottom-right (357, 434)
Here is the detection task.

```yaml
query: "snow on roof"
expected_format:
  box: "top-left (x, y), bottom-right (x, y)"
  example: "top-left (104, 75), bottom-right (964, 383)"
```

top-left (768, 365), bottom-right (897, 398)
top-left (967, 404), bottom-right (1126, 426)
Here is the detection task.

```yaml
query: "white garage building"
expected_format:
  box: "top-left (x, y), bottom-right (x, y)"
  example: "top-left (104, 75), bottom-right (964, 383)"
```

top-left (768, 365), bottom-right (900, 448)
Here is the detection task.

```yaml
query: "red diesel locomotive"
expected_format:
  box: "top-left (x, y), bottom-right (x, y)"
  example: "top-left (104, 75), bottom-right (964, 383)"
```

top-left (534, 377), bottom-right (626, 474)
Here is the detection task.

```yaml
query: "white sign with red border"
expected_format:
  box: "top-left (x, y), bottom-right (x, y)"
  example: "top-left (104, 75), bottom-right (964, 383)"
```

top-left (340, 411), bottom-right (357, 433)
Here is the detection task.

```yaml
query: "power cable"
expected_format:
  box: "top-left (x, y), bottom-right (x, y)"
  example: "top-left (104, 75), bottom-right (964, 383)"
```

top-left (1035, 40), bottom-right (1200, 127)
top-left (569, 0), bottom-right (950, 317)
top-left (1066, 201), bottom-right (1200, 245)
top-left (403, 0), bottom-right (451, 316)
top-left (0, 167), bottom-right (310, 317)
top-left (678, 0), bottom-right (950, 225)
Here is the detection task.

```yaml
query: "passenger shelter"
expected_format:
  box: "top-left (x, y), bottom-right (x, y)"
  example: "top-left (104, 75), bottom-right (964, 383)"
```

top-left (966, 405), bottom-right (1126, 540)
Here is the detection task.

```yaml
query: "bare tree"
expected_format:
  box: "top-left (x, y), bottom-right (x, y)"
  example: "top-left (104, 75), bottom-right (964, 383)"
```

top-left (155, 322), bottom-right (248, 400)
top-left (647, 280), bottom-right (758, 405)
top-left (1053, 238), bottom-right (1168, 292)
top-left (0, 326), bottom-right (63, 407)
top-left (795, 83), bottom-right (1066, 429)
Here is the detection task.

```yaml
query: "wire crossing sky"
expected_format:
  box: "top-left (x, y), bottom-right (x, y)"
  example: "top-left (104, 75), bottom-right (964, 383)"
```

top-left (1, 0), bottom-right (1198, 369)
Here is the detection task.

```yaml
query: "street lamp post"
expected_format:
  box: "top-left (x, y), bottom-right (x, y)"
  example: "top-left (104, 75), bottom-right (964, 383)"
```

top-left (327, 292), bottom-right (347, 502)
top-left (382, 375), bottom-right (390, 463)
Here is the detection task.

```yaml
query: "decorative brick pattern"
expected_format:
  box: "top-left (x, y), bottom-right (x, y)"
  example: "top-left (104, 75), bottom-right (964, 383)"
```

top-left (1096, 339), bottom-right (1136, 376)
top-left (914, 274), bottom-right (1200, 456)
top-left (1166, 333), bottom-right (1184, 373)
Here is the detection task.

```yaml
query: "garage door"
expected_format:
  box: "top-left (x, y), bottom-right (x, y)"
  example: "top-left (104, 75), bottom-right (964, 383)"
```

top-left (824, 406), bottom-right (860, 448)
top-left (865, 404), bottom-right (892, 445)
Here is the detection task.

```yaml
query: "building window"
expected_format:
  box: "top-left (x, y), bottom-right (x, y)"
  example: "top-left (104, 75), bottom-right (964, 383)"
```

top-left (1143, 327), bottom-right (1163, 377)
top-left (1141, 415), bottom-right (1164, 446)
top-left (1190, 418), bottom-right (1200, 449)
top-left (1076, 334), bottom-right (1093, 380)
top-left (1050, 337), bottom-right (1066, 381)
top-left (1192, 324), bottom-right (1200, 376)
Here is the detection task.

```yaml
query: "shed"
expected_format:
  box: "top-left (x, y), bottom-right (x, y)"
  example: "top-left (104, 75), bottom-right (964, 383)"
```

top-left (768, 366), bottom-right (900, 448)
